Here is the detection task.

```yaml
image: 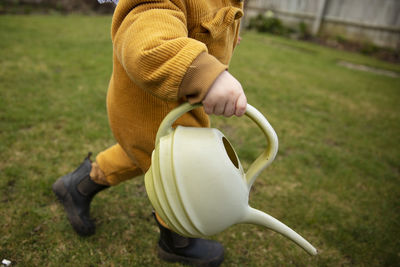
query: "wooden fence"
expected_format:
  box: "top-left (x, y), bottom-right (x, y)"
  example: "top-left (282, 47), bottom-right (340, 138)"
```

top-left (245, 0), bottom-right (400, 49)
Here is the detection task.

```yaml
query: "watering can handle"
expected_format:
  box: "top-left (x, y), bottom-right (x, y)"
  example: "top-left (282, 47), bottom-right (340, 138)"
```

top-left (156, 103), bottom-right (278, 189)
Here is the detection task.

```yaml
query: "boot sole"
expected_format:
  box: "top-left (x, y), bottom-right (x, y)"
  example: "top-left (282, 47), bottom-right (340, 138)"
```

top-left (158, 246), bottom-right (224, 267)
top-left (52, 178), bottom-right (94, 236)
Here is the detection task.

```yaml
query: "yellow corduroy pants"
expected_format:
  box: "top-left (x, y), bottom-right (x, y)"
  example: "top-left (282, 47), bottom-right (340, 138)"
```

top-left (95, 143), bottom-right (143, 186)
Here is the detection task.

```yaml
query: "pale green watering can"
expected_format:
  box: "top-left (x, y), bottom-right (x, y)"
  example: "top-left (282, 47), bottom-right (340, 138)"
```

top-left (145, 103), bottom-right (317, 255)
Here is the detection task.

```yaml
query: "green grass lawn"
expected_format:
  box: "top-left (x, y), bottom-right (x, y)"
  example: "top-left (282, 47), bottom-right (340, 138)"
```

top-left (1, 15), bottom-right (399, 266)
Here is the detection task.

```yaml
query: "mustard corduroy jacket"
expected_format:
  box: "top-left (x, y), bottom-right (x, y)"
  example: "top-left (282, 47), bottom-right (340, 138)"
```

top-left (107, 0), bottom-right (243, 171)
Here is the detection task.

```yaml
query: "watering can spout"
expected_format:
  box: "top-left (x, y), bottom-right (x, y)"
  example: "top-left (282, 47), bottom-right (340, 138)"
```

top-left (243, 208), bottom-right (318, 255)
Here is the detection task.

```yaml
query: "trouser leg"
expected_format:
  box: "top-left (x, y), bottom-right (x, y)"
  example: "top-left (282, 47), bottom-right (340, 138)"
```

top-left (96, 144), bottom-right (174, 228)
top-left (95, 143), bottom-right (143, 186)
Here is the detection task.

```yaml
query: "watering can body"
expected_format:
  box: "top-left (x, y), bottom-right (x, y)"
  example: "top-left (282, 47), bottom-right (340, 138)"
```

top-left (145, 103), bottom-right (317, 255)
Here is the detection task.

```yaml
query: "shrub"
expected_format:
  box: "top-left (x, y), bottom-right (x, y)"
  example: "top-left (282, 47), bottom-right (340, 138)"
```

top-left (298, 21), bottom-right (311, 40)
top-left (360, 42), bottom-right (379, 55)
top-left (247, 13), bottom-right (286, 35)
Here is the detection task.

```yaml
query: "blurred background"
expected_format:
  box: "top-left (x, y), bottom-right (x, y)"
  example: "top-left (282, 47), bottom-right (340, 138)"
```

top-left (0, 0), bottom-right (399, 266)
top-left (1, 0), bottom-right (399, 61)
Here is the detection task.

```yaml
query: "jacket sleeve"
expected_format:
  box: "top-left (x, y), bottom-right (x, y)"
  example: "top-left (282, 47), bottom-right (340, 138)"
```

top-left (111, 0), bottom-right (227, 102)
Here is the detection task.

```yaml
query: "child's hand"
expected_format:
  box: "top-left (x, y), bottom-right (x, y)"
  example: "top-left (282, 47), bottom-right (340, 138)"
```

top-left (202, 71), bottom-right (247, 117)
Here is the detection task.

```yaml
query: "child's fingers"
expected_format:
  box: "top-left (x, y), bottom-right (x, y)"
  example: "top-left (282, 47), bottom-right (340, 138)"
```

top-left (213, 101), bottom-right (226, 116)
top-left (235, 93), bottom-right (247, 116)
top-left (203, 101), bottom-right (213, 115)
top-left (224, 98), bottom-right (236, 117)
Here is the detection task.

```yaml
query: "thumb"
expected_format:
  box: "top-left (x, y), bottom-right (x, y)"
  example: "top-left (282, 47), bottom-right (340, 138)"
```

top-left (235, 93), bottom-right (247, 116)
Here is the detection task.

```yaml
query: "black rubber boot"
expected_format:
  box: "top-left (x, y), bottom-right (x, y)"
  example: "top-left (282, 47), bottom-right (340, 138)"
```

top-left (154, 212), bottom-right (224, 267)
top-left (52, 153), bottom-right (109, 236)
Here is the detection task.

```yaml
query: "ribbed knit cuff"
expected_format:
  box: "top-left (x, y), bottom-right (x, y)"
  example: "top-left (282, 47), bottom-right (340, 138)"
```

top-left (178, 52), bottom-right (227, 104)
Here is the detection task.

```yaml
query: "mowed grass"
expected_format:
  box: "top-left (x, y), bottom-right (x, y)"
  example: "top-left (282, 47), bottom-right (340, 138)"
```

top-left (0, 15), bottom-right (399, 266)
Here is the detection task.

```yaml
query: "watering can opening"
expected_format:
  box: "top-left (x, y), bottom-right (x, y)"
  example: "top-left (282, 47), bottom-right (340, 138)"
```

top-left (222, 137), bottom-right (239, 169)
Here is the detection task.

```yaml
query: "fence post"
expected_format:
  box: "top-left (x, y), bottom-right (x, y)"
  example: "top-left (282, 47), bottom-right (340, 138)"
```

top-left (312, 0), bottom-right (328, 35)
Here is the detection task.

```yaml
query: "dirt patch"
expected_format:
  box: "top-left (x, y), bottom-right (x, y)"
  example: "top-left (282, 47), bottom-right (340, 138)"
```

top-left (312, 37), bottom-right (400, 64)
top-left (338, 61), bottom-right (400, 78)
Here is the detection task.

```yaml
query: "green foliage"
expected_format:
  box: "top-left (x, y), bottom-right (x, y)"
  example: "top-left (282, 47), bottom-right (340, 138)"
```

top-left (360, 42), bottom-right (379, 55)
top-left (335, 34), bottom-right (347, 44)
top-left (298, 21), bottom-right (311, 40)
top-left (247, 13), bottom-right (311, 38)
top-left (247, 13), bottom-right (287, 35)
top-left (1, 15), bottom-right (400, 266)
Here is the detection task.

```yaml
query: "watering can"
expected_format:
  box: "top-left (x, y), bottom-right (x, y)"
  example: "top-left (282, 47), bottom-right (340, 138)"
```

top-left (144, 103), bottom-right (317, 255)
